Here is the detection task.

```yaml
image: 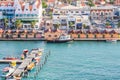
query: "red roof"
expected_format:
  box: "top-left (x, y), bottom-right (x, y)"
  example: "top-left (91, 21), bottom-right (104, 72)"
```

top-left (48, 0), bottom-right (55, 3)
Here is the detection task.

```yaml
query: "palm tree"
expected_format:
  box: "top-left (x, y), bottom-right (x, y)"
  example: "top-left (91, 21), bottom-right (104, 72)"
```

top-left (117, 21), bottom-right (120, 28)
top-left (42, 1), bottom-right (47, 8)
top-left (109, 0), bottom-right (114, 4)
top-left (105, 22), bottom-right (110, 26)
top-left (87, 0), bottom-right (95, 7)
top-left (69, 21), bottom-right (74, 29)
top-left (82, 24), bottom-right (86, 29)
top-left (54, 23), bottom-right (60, 30)
top-left (31, 21), bottom-right (36, 29)
top-left (3, 18), bottom-right (8, 29)
top-left (15, 20), bottom-right (22, 29)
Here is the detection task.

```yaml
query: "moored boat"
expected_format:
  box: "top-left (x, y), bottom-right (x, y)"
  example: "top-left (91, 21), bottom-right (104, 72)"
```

top-left (1, 67), bottom-right (16, 79)
top-left (46, 34), bottom-right (73, 43)
top-left (3, 57), bottom-right (18, 60)
top-left (27, 62), bottom-right (35, 71)
top-left (2, 67), bottom-right (10, 73)
top-left (106, 39), bottom-right (117, 42)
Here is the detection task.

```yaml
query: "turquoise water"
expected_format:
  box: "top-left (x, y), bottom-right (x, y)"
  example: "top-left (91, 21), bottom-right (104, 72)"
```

top-left (0, 41), bottom-right (120, 80)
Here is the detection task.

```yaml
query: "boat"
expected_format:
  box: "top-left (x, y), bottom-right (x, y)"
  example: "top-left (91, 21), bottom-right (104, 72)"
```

top-left (13, 76), bottom-right (22, 80)
top-left (106, 39), bottom-right (117, 42)
top-left (27, 62), bottom-right (35, 71)
top-left (1, 67), bottom-right (16, 79)
top-left (2, 67), bottom-right (10, 73)
top-left (46, 34), bottom-right (73, 43)
top-left (3, 56), bottom-right (18, 60)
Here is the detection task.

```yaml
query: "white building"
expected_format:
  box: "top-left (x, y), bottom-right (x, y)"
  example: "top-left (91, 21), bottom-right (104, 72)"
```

top-left (14, 0), bottom-right (42, 30)
top-left (90, 6), bottom-right (114, 21)
top-left (53, 4), bottom-right (90, 30)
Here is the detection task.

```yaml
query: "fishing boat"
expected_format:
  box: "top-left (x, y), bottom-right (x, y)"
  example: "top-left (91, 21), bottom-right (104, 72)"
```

top-left (46, 34), bottom-right (73, 43)
top-left (106, 39), bottom-right (117, 42)
top-left (27, 62), bottom-right (35, 71)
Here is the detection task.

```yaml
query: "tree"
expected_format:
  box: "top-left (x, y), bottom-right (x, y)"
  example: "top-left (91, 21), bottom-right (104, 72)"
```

top-left (42, 1), bottom-right (47, 8)
top-left (105, 22), bottom-right (110, 26)
top-left (31, 21), bottom-right (36, 29)
top-left (15, 20), bottom-right (22, 29)
top-left (109, 0), bottom-right (114, 4)
top-left (82, 24), bottom-right (86, 29)
top-left (3, 18), bottom-right (8, 29)
top-left (117, 21), bottom-right (120, 28)
top-left (87, 0), bottom-right (95, 7)
top-left (48, 11), bottom-right (53, 19)
top-left (69, 21), bottom-right (74, 29)
top-left (54, 23), bottom-right (60, 29)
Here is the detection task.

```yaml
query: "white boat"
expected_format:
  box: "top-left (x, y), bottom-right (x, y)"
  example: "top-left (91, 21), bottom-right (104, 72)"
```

top-left (106, 39), bottom-right (117, 42)
top-left (47, 34), bottom-right (73, 43)
top-left (1, 67), bottom-right (16, 79)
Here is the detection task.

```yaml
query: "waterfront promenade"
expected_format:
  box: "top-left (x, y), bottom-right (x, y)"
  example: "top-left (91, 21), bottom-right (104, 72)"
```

top-left (0, 29), bottom-right (120, 41)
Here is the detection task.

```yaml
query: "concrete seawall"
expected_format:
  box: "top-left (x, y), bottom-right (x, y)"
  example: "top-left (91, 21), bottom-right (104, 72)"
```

top-left (0, 38), bottom-right (119, 41)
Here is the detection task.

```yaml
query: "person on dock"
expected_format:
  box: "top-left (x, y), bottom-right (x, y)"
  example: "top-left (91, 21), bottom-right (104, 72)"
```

top-left (21, 54), bottom-right (24, 60)
top-left (23, 49), bottom-right (28, 58)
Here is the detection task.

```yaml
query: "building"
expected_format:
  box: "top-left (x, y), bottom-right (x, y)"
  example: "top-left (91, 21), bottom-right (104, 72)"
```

top-left (52, 4), bottom-right (90, 30)
top-left (90, 6), bottom-right (114, 21)
top-left (0, 0), bottom-right (15, 29)
top-left (114, 0), bottom-right (120, 6)
top-left (14, 0), bottom-right (42, 30)
top-left (47, 0), bottom-right (55, 7)
top-left (0, 0), bottom-right (42, 30)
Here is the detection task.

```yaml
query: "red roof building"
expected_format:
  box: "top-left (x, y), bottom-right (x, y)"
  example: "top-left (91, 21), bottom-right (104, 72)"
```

top-left (114, 0), bottom-right (120, 6)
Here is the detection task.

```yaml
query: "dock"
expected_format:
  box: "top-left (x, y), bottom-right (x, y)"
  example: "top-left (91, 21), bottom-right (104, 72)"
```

top-left (0, 48), bottom-right (50, 80)
top-left (12, 50), bottom-right (38, 77)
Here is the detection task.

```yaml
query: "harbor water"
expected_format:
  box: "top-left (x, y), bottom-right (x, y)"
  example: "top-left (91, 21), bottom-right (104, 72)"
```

top-left (0, 41), bottom-right (120, 80)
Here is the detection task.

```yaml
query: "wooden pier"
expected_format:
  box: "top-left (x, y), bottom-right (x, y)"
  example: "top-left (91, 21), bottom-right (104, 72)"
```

top-left (12, 49), bottom-right (38, 77)
top-left (0, 48), bottom-right (50, 80)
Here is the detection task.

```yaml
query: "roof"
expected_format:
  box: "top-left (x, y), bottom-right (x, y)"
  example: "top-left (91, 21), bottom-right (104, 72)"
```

top-left (19, 0), bottom-right (41, 11)
top-left (48, 0), bottom-right (55, 3)
top-left (0, 1), bottom-right (14, 6)
top-left (59, 5), bottom-right (80, 10)
top-left (91, 6), bottom-right (114, 10)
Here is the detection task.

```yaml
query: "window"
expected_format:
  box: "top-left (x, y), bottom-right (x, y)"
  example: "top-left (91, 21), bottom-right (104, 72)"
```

top-left (76, 11), bottom-right (79, 13)
top-left (16, 14), bottom-right (18, 17)
top-left (96, 13), bottom-right (99, 15)
top-left (48, 35), bottom-right (51, 37)
top-left (55, 11), bottom-right (58, 13)
top-left (105, 13), bottom-right (108, 15)
top-left (101, 12), bottom-right (104, 16)
top-left (54, 35), bottom-right (57, 37)
top-left (81, 11), bottom-right (84, 13)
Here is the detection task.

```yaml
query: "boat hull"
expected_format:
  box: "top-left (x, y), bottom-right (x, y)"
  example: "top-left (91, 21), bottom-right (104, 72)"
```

top-left (46, 39), bottom-right (73, 43)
